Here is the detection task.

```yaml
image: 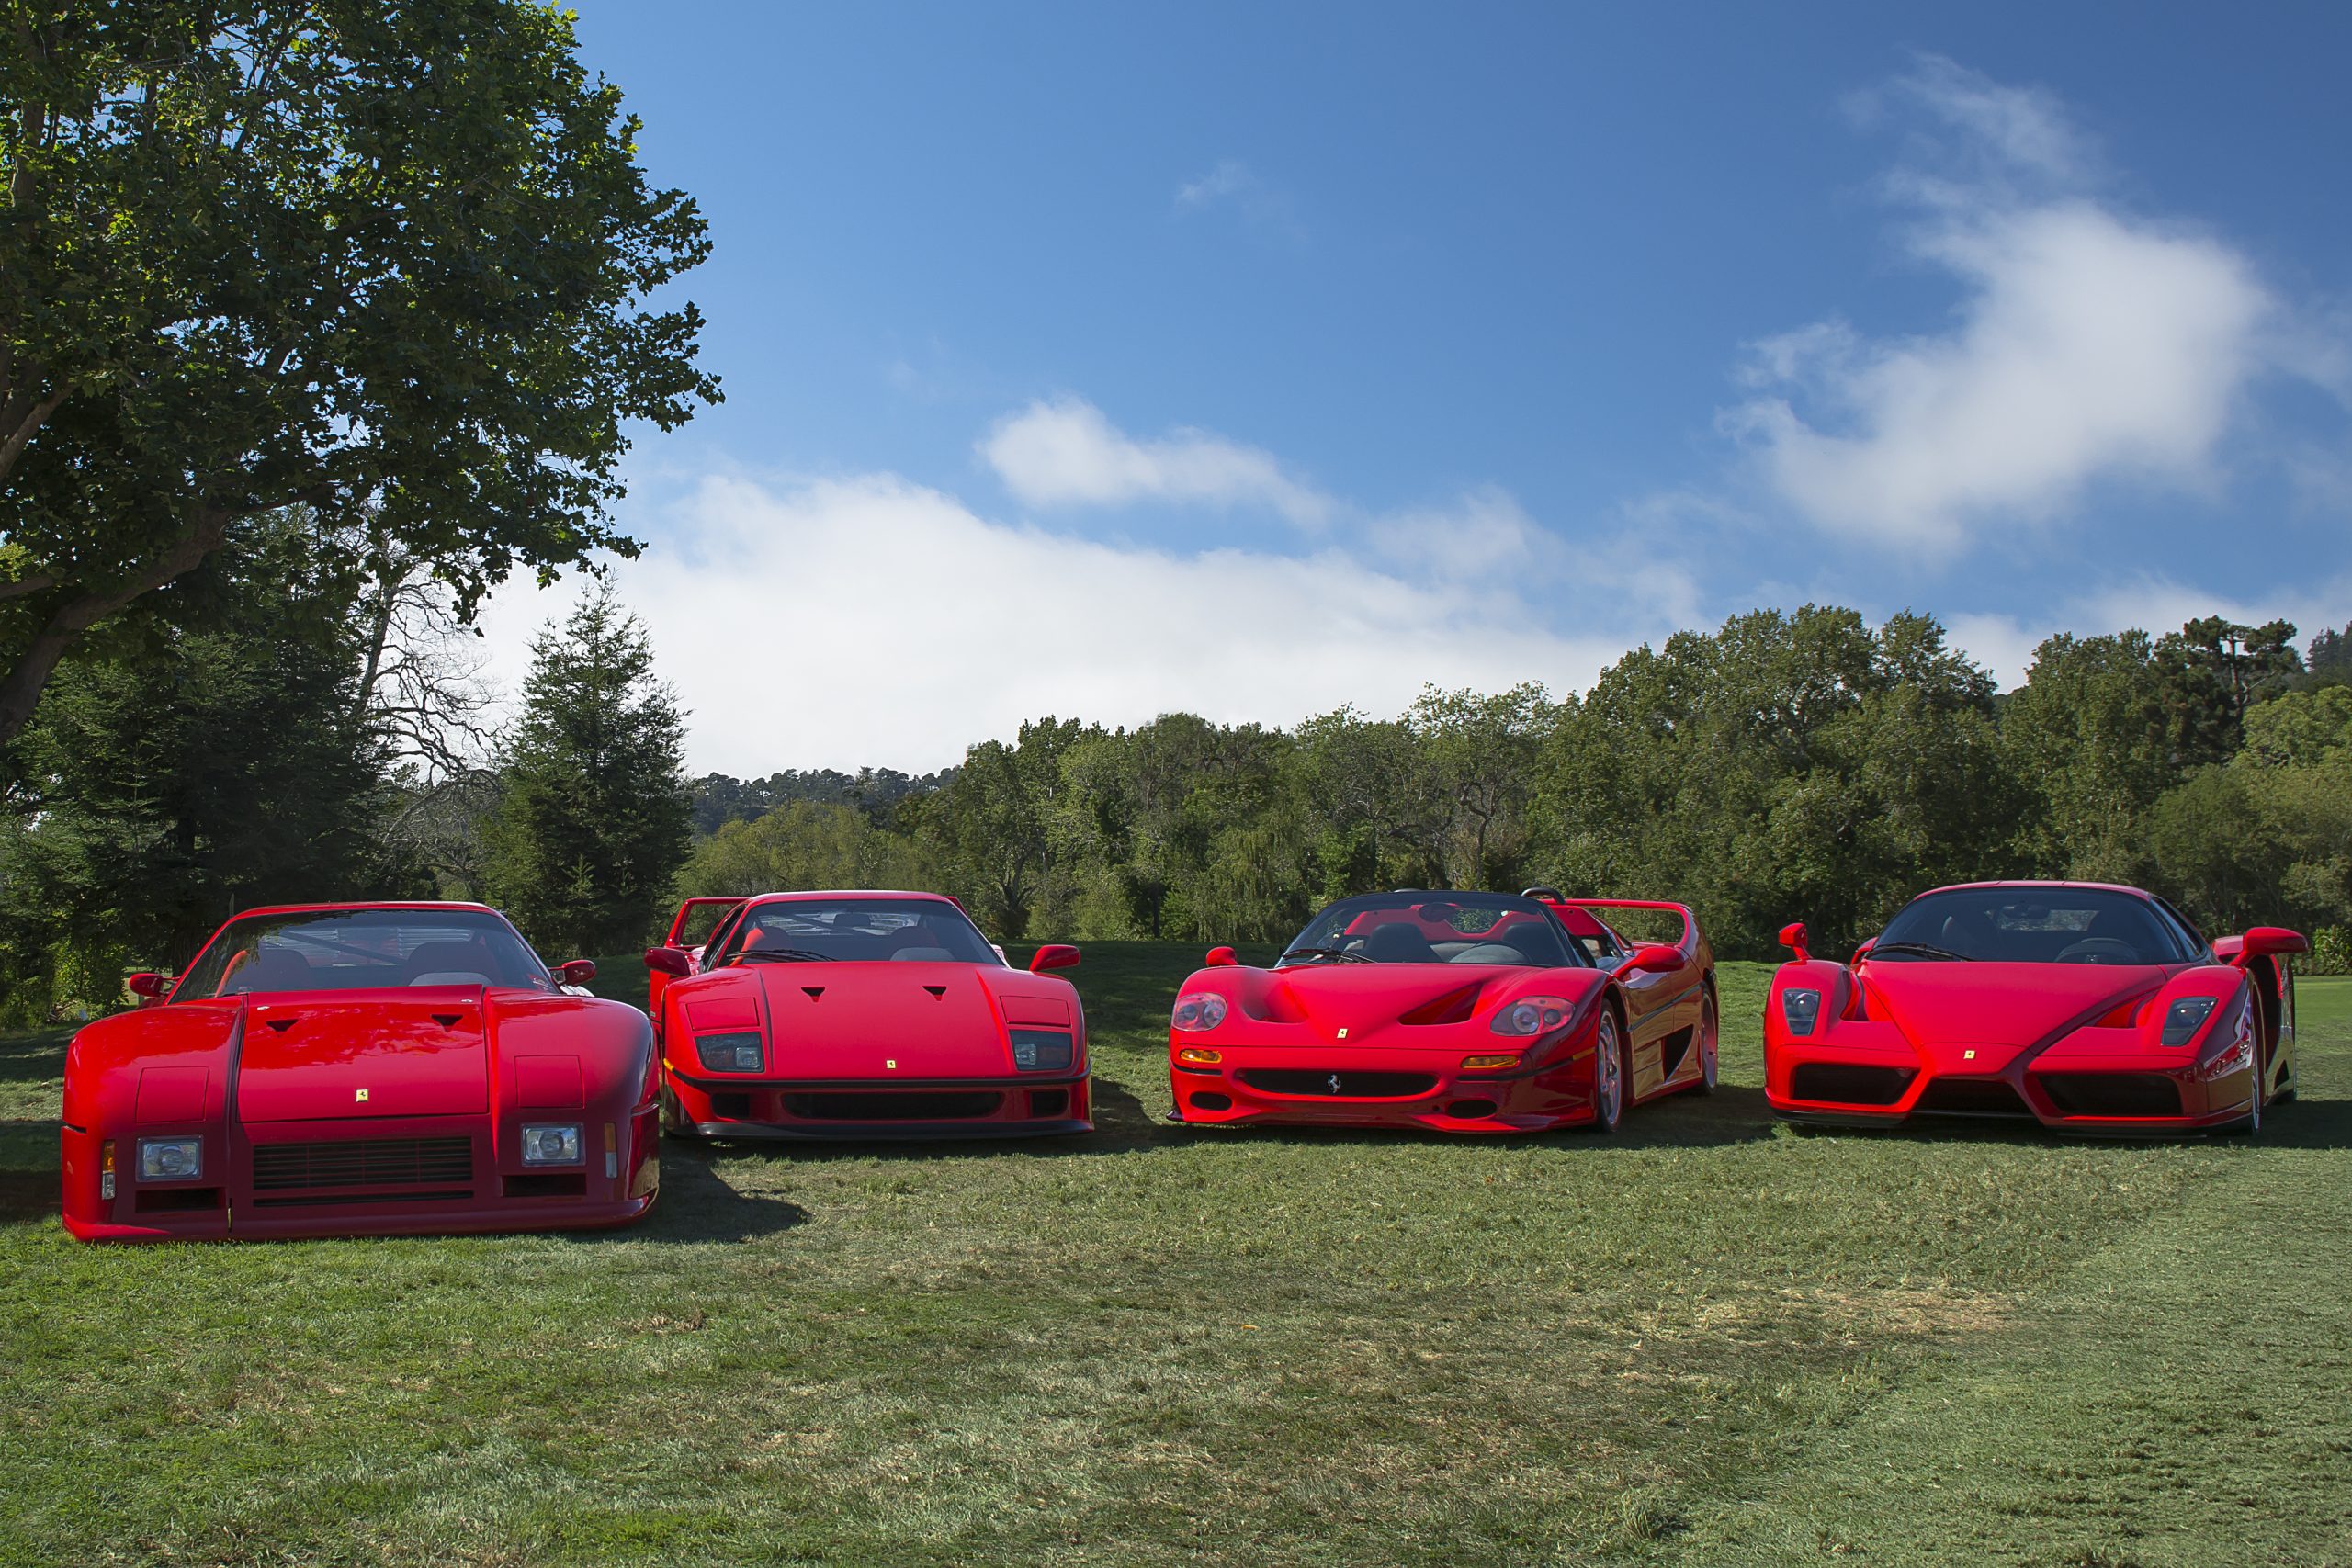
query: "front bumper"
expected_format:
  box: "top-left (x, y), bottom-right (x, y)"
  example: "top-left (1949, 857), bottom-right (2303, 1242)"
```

top-left (1765, 1032), bottom-right (2256, 1134)
top-left (664, 1069), bottom-right (1091, 1140)
top-left (1166, 1043), bottom-right (1600, 1134)
top-left (59, 1104), bottom-right (662, 1243)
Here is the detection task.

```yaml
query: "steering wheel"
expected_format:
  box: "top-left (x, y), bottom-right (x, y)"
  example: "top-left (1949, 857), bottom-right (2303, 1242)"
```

top-left (2054, 938), bottom-right (2141, 964)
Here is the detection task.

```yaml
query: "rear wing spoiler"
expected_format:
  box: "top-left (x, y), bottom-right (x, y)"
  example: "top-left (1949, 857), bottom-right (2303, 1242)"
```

top-left (1521, 890), bottom-right (1700, 956)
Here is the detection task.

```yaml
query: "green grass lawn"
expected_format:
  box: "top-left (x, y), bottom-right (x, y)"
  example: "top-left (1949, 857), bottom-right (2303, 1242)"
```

top-left (2, 948), bottom-right (2347, 1566)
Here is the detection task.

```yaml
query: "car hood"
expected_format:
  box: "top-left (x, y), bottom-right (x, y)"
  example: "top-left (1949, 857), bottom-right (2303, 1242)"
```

top-left (679, 962), bottom-right (1078, 1080)
top-left (1859, 962), bottom-right (2166, 1052)
top-left (237, 989), bottom-right (490, 1122)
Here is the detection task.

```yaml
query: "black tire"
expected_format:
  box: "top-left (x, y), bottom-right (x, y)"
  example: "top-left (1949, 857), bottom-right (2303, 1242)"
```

top-left (1693, 985), bottom-right (1720, 1096)
top-left (1589, 1008), bottom-right (1627, 1134)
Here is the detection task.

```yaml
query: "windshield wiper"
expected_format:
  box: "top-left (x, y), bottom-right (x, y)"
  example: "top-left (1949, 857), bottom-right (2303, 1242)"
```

top-left (729, 949), bottom-right (835, 964)
top-left (1276, 945), bottom-right (1372, 965)
top-left (1867, 942), bottom-right (1975, 962)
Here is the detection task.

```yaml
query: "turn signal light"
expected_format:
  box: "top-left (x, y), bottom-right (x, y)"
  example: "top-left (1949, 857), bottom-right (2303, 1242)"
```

top-left (1460, 1053), bottom-right (1521, 1071)
top-left (1176, 1047), bottom-right (1223, 1066)
top-left (100, 1139), bottom-right (116, 1201)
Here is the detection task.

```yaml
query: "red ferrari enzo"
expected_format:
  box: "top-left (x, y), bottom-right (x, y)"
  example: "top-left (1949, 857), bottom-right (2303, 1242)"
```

top-left (1167, 888), bottom-right (1717, 1134)
top-left (61, 902), bottom-right (659, 1243)
top-left (1766, 881), bottom-right (2305, 1134)
top-left (644, 891), bottom-right (1091, 1139)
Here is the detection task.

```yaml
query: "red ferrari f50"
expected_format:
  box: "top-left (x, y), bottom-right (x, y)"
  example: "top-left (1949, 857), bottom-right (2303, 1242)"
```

top-left (1766, 881), bottom-right (2304, 1134)
top-left (62, 903), bottom-right (660, 1243)
top-left (1168, 888), bottom-right (1717, 1134)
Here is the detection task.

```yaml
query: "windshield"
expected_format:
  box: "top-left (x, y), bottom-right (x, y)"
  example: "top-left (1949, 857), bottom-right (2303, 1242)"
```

top-left (176, 908), bottom-right (555, 998)
top-left (1280, 893), bottom-right (1581, 968)
top-left (706, 898), bottom-right (1002, 967)
top-left (1871, 888), bottom-right (2199, 966)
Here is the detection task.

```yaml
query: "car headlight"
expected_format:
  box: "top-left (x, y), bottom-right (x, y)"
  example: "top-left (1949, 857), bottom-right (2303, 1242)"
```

top-left (137, 1136), bottom-right (202, 1181)
top-left (2160, 995), bottom-right (2219, 1047)
top-left (1490, 997), bottom-right (1571, 1037)
top-left (1171, 992), bottom-right (1228, 1032)
top-left (695, 1032), bottom-right (763, 1072)
top-left (1011, 1029), bottom-right (1074, 1072)
top-left (1781, 987), bottom-right (1823, 1036)
top-left (521, 1123), bottom-right (583, 1166)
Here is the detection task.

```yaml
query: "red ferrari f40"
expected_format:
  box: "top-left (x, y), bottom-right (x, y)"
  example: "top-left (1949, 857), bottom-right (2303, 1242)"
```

top-left (645, 891), bottom-right (1091, 1140)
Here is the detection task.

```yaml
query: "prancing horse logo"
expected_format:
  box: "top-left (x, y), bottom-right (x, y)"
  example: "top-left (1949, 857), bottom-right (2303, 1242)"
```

top-left (355, 1088), bottom-right (369, 1103)
top-left (1327, 1073), bottom-right (1343, 1094)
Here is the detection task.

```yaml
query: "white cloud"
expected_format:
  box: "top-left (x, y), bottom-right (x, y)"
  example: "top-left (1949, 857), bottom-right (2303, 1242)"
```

top-left (1734, 59), bottom-right (2281, 557)
top-left (980, 396), bottom-right (1335, 525)
top-left (475, 472), bottom-right (1640, 774)
top-left (1176, 159), bottom-right (1257, 209)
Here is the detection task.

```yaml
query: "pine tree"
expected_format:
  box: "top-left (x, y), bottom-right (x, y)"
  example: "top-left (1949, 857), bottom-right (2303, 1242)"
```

top-left (483, 587), bottom-right (692, 955)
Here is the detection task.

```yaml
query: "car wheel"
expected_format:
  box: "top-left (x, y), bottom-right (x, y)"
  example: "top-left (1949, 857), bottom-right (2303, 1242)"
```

top-left (1694, 987), bottom-right (1719, 1096)
top-left (1590, 1010), bottom-right (1626, 1134)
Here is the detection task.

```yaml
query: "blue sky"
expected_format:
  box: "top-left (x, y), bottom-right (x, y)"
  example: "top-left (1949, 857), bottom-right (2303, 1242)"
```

top-left (481, 2), bottom-right (2352, 773)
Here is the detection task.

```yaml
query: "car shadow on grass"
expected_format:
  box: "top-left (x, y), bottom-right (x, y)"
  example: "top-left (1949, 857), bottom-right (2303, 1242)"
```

top-left (619, 1145), bottom-right (811, 1243)
top-left (0, 1029), bottom-right (70, 1086)
top-left (689, 1073), bottom-right (1173, 1165)
top-left (1775, 1092), bottom-right (2352, 1151)
top-left (1163, 1083), bottom-right (1783, 1152)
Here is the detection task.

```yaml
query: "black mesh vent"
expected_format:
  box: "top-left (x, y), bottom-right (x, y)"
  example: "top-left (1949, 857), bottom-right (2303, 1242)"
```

top-left (250, 1138), bottom-right (473, 1192)
top-left (2037, 1072), bottom-right (2181, 1119)
top-left (781, 1090), bottom-right (1002, 1121)
top-left (1913, 1077), bottom-right (2032, 1118)
top-left (1788, 1063), bottom-right (1914, 1106)
top-left (1238, 1069), bottom-right (1437, 1099)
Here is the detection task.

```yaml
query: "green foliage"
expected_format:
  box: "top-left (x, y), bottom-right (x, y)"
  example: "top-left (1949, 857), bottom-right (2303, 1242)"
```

top-left (0, 0), bottom-right (718, 740)
top-left (680, 801), bottom-right (926, 898)
top-left (0, 513), bottom-right (408, 1019)
top-left (481, 587), bottom-right (690, 956)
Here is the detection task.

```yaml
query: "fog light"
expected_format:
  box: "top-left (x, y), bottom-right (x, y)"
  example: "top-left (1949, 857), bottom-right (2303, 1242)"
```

top-left (137, 1136), bottom-right (202, 1180)
top-left (1460, 1053), bottom-right (1521, 1071)
top-left (695, 1032), bottom-right (763, 1072)
top-left (1177, 1046), bottom-right (1223, 1066)
top-left (521, 1123), bottom-right (582, 1166)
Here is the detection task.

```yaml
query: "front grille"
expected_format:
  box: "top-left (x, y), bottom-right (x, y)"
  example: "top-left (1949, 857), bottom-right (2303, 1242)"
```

top-left (1238, 1069), bottom-right (1438, 1100)
top-left (1913, 1077), bottom-right (2032, 1118)
top-left (2038, 1072), bottom-right (2181, 1118)
top-left (1788, 1063), bottom-right (1914, 1106)
top-left (780, 1090), bottom-right (1003, 1121)
top-left (251, 1137), bottom-right (474, 1191)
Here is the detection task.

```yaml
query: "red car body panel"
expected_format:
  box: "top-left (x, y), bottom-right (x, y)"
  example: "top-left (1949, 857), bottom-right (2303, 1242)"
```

top-left (60, 902), bottom-right (659, 1243)
top-left (652, 891), bottom-right (1091, 1140)
top-left (1169, 893), bottom-right (1717, 1134)
top-left (1765, 881), bottom-right (2300, 1134)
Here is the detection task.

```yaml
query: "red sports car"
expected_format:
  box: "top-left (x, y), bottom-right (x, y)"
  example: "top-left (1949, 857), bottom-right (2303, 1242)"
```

top-left (61, 902), bottom-right (659, 1243)
top-left (1166, 888), bottom-right (1717, 1134)
top-left (1766, 880), bottom-right (2306, 1134)
top-left (644, 891), bottom-right (1091, 1139)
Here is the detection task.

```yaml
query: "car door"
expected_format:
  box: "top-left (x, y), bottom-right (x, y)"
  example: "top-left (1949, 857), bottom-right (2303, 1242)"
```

top-left (651, 897), bottom-right (747, 1024)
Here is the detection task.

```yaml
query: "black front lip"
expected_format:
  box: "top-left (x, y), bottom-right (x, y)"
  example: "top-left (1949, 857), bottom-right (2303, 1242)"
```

top-left (670, 1069), bottom-right (1089, 1092)
top-left (684, 1118), bottom-right (1091, 1142)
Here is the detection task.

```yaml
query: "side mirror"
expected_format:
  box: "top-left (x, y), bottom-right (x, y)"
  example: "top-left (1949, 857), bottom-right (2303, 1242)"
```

top-left (643, 946), bottom-right (693, 978)
top-left (1205, 945), bottom-right (1239, 968)
top-left (1778, 922), bottom-right (1811, 964)
top-left (558, 958), bottom-right (597, 987)
top-left (2235, 927), bottom-right (2311, 964)
top-left (126, 972), bottom-right (171, 1006)
top-left (1615, 944), bottom-right (1682, 976)
top-left (1028, 943), bottom-right (1080, 974)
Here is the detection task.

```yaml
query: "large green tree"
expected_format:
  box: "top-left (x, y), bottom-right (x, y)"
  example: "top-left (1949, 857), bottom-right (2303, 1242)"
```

top-left (0, 511), bottom-right (405, 1015)
top-left (481, 587), bottom-right (690, 955)
top-left (0, 0), bottom-right (716, 743)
